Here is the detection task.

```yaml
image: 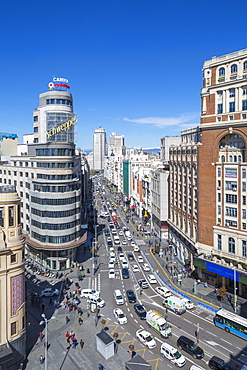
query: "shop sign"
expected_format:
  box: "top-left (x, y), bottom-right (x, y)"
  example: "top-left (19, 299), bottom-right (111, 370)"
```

top-left (46, 116), bottom-right (77, 139)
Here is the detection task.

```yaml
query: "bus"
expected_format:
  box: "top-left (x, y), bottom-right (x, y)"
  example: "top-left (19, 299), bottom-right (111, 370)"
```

top-left (214, 308), bottom-right (247, 340)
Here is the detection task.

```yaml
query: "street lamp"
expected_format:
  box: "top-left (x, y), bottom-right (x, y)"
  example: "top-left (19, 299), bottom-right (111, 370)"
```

top-left (233, 267), bottom-right (237, 313)
top-left (39, 314), bottom-right (56, 370)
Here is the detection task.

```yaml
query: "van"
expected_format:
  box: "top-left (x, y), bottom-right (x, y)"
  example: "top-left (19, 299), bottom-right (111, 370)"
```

top-left (163, 295), bottom-right (186, 315)
top-left (114, 289), bottom-right (124, 305)
top-left (177, 336), bottom-right (204, 359)
top-left (160, 342), bottom-right (186, 367)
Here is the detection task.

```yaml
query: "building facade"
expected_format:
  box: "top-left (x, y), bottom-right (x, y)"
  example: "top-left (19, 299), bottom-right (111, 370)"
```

top-left (0, 186), bottom-right (26, 368)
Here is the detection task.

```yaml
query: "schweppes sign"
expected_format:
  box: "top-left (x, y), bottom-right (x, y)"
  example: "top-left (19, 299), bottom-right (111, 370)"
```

top-left (46, 116), bottom-right (77, 139)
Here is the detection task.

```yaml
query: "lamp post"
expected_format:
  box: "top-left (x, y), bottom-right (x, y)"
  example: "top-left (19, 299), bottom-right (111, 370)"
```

top-left (39, 314), bottom-right (56, 370)
top-left (233, 267), bottom-right (237, 313)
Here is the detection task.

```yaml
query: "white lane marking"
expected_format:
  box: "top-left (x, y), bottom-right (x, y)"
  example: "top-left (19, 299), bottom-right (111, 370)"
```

top-left (206, 341), bottom-right (219, 346)
top-left (130, 313), bottom-right (133, 317)
top-left (107, 317), bottom-right (111, 320)
top-left (207, 331), bottom-right (217, 337)
top-left (134, 319), bottom-right (138, 323)
top-left (140, 325), bottom-right (144, 329)
top-left (127, 307), bottom-right (130, 311)
top-left (155, 337), bottom-right (163, 344)
top-left (183, 318), bottom-right (191, 323)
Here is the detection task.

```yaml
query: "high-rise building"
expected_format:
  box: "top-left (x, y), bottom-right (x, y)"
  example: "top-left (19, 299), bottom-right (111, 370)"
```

top-left (93, 127), bottom-right (107, 171)
top-left (0, 80), bottom-right (86, 270)
top-left (0, 185), bottom-right (26, 368)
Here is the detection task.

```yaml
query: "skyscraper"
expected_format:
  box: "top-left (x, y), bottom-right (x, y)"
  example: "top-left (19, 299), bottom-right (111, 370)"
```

top-left (93, 127), bottom-right (107, 171)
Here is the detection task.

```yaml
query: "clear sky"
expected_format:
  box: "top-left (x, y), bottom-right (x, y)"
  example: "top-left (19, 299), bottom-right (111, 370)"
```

top-left (0, 0), bottom-right (246, 150)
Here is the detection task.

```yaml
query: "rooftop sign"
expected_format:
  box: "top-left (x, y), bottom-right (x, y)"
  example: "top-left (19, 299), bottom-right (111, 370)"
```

top-left (48, 76), bottom-right (70, 90)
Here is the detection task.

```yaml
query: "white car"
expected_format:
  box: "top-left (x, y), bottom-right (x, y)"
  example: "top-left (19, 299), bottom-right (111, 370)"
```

top-left (109, 269), bottom-right (115, 279)
top-left (40, 288), bottom-right (59, 297)
top-left (113, 308), bottom-right (127, 324)
top-left (130, 241), bottom-right (136, 247)
top-left (142, 263), bottom-right (150, 272)
top-left (118, 230), bottom-right (124, 236)
top-left (121, 260), bottom-right (128, 269)
top-left (136, 329), bottom-right (156, 349)
top-left (108, 261), bottom-right (115, 269)
top-left (147, 274), bottom-right (157, 284)
top-left (119, 253), bottom-right (125, 262)
top-left (182, 298), bottom-right (195, 309)
top-left (122, 239), bottom-right (127, 245)
top-left (80, 289), bottom-right (100, 298)
top-left (132, 264), bottom-right (140, 273)
top-left (155, 286), bottom-right (171, 298)
top-left (137, 255), bottom-right (143, 263)
top-left (127, 235), bottom-right (132, 241)
top-left (90, 297), bottom-right (106, 308)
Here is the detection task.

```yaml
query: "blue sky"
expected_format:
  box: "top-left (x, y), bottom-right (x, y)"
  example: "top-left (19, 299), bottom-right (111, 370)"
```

top-left (0, 0), bottom-right (246, 150)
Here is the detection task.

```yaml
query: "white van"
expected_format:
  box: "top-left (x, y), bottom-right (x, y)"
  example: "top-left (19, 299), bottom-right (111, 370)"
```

top-left (160, 342), bottom-right (186, 367)
top-left (114, 289), bottom-right (124, 305)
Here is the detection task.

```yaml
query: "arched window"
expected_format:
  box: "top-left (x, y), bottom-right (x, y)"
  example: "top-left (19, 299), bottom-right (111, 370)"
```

top-left (228, 237), bottom-right (235, 254)
top-left (219, 67), bottom-right (225, 77)
top-left (244, 61), bottom-right (247, 71)
top-left (231, 64), bottom-right (238, 74)
top-left (238, 155), bottom-right (242, 162)
top-left (221, 155), bottom-right (225, 162)
top-left (229, 155), bottom-right (233, 162)
top-left (234, 155), bottom-right (237, 162)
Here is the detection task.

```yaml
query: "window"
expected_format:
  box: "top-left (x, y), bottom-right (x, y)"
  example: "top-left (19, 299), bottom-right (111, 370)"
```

top-left (9, 206), bottom-right (14, 227)
top-left (243, 114), bottom-right (247, 119)
top-left (217, 104), bottom-right (223, 114)
top-left (229, 88), bottom-right (235, 97)
top-left (225, 219), bottom-right (237, 227)
top-left (243, 195), bottom-right (246, 205)
top-left (226, 207), bottom-right (237, 217)
top-left (242, 241), bottom-right (247, 257)
top-left (11, 254), bottom-right (16, 263)
top-left (226, 194), bottom-right (237, 203)
top-left (218, 193), bottom-right (221, 202)
top-left (242, 169), bottom-right (246, 178)
top-left (229, 155), bottom-right (233, 162)
top-left (225, 168), bottom-right (237, 178)
top-left (11, 322), bottom-right (17, 336)
top-left (242, 100), bottom-right (247, 110)
top-left (231, 64), bottom-right (237, 74)
top-left (33, 116), bottom-right (38, 122)
top-left (244, 61), bottom-right (247, 71)
top-left (34, 138), bottom-right (39, 143)
top-left (229, 102), bottom-right (235, 112)
top-left (0, 208), bottom-right (4, 227)
top-left (218, 235), bottom-right (222, 250)
top-left (243, 209), bottom-right (246, 219)
top-left (228, 237), bottom-right (235, 253)
top-left (218, 167), bottom-right (221, 177)
top-left (243, 223), bottom-right (246, 230)
top-left (219, 67), bottom-right (225, 76)
top-left (243, 86), bottom-right (247, 95)
top-left (218, 205), bottom-right (221, 214)
top-left (34, 127), bottom-right (38, 133)
top-left (225, 181), bottom-right (237, 190)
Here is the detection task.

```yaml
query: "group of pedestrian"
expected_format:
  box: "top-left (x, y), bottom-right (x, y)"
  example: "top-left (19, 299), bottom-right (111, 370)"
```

top-left (65, 331), bottom-right (84, 350)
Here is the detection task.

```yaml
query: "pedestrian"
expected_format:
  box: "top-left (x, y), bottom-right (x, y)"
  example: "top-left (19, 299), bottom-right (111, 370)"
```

top-left (39, 355), bottom-right (44, 364)
top-left (49, 297), bottom-right (53, 306)
top-left (65, 332), bottom-right (70, 343)
top-left (80, 339), bottom-right (84, 349)
top-left (65, 316), bottom-right (70, 324)
top-left (41, 304), bottom-right (45, 312)
top-left (98, 364), bottom-right (105, 370)
top-left (78, 317), bottom-right (83, 325)
top-left (18, 363), bottom-right (24, 370)
top-left (39, 332), bottom-right (44, 342)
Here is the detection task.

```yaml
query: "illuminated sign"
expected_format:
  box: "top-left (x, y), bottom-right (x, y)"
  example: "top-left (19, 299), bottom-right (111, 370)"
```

top-left (46, 116), bottom-right (77, 139)
top-left (48, 76), bottom-right (70, 90)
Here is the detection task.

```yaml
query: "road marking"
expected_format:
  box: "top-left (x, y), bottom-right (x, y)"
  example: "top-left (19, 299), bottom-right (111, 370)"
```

top-left (206, 340), bottom-right (219, 346)
top-left (140, 325), bottom-right (144, 329)
top-left (130, 313), bottom-right (133, 317)
top-left (127, 307), bottom-right (130, 311)
top-left (155, 337), bottom-right (163, 343)
top-left (134, 319), bottom-right (138, 323)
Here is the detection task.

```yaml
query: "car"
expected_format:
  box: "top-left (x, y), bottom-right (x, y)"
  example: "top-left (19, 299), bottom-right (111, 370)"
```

top-left (130, 241), bottom-right (136, 247)
top-left (117, 246), bottom-right (123, 253)
top-left (113, 221), bottom-right (118, 225)
top-left (160, 342), bottom-right (186, 367)
top-left (116, 224), bottom-right (121, 229)
top-left (121, 260), bottom-right (128, 269)
top-left (136, 329), bottom-right (156, 349)
top-left (80, 289), bottom-right (100, 298)
top-left (134, 304), bottom-right (146, 319)
top-left (138, 279), bottom-right (149, 289)
top-left (111, 229), bottom-right (117, 235)
top-left (182, 298), bottom-right (195, 309)
top-left (107, 237), bottom-right (112, 242)
top-left (113, 308), bottom-right (127, 324)
top-left (127, 235), bottom-right (132, 241)
top-left (108, 269), bottom-right (115, 279)
top-left (109, 222), bottom-right (114, 229)
top-left (142, 263), bottom-right (150, 272)
top-left (114, 289), bottom-right (124, 305)
top-left (126, 289), bottom-right (137, 303)
top-left (108, 261), bottom-right (115, 269)
top-left (208, 356), bottom-right (232, 370)
top-left (137, 255), bottom-right (143, 263)
top-left (177, 336), bottom-right (204, 359)
top-left (132, 264), bottom-right (140, 273)
top-left (40, 288), bottom-right (59, 297)
top-left (127, 253), bottom-right (134, 261)
top-left (119, 253), bottom-right (125, 261)
top-left (119, 230), bottom-right (124, 236)
top-left (133, 245), bottom-right (140, 252)
top-left (155, 286), bottom-right (172, 298)
top-left (147, 274), bottom-right (157, 284)
top-left (122, 239), bottom-right (127, 245)
top-left (122, 268), bottom-right (129, 279)
top-left (90, 296), bottom-right (106, 308)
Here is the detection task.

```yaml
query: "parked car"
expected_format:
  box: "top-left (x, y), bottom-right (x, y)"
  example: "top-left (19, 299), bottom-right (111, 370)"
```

top-left (147, 274), bottom-right (157, 284)
top-left (127, 253), bottom-right (134, 261)
top-left (138, 279), bottom-right (149, 289)
top-left (137, 255), bottom-right (144, 263)
top-left (134, 304), bottom-right (147, 319)
top-left (108, 261), bottom-right (115, 269)
top-left (117, 246), bottom-right (123, 253)
top-left (132, 264), bottom-right (140, 273)
top-left (113, 308), bottom-right (127, 324)
top-left (40, 288), bottom-right (59, 297)
top-left (121, 260), bottom-right (128, 269)
top-left (136, 329), bottom-right (156, 349)
top-left (177, 336), bottom-right (204, 359)
top-left (127, 289), bottom-right (137, 303)
top-left (118, 253), bottom-right (125, 262)
top-left (122, 239), bottom-right (127, 245)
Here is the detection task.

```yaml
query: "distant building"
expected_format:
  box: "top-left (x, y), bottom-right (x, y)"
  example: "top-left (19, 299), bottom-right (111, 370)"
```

top-left (93, 127), bottom-right (107, 171)
top-left (0, 185), bottom-right (26, 368)
top-left (0, 133), bottom-right (18, 160)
